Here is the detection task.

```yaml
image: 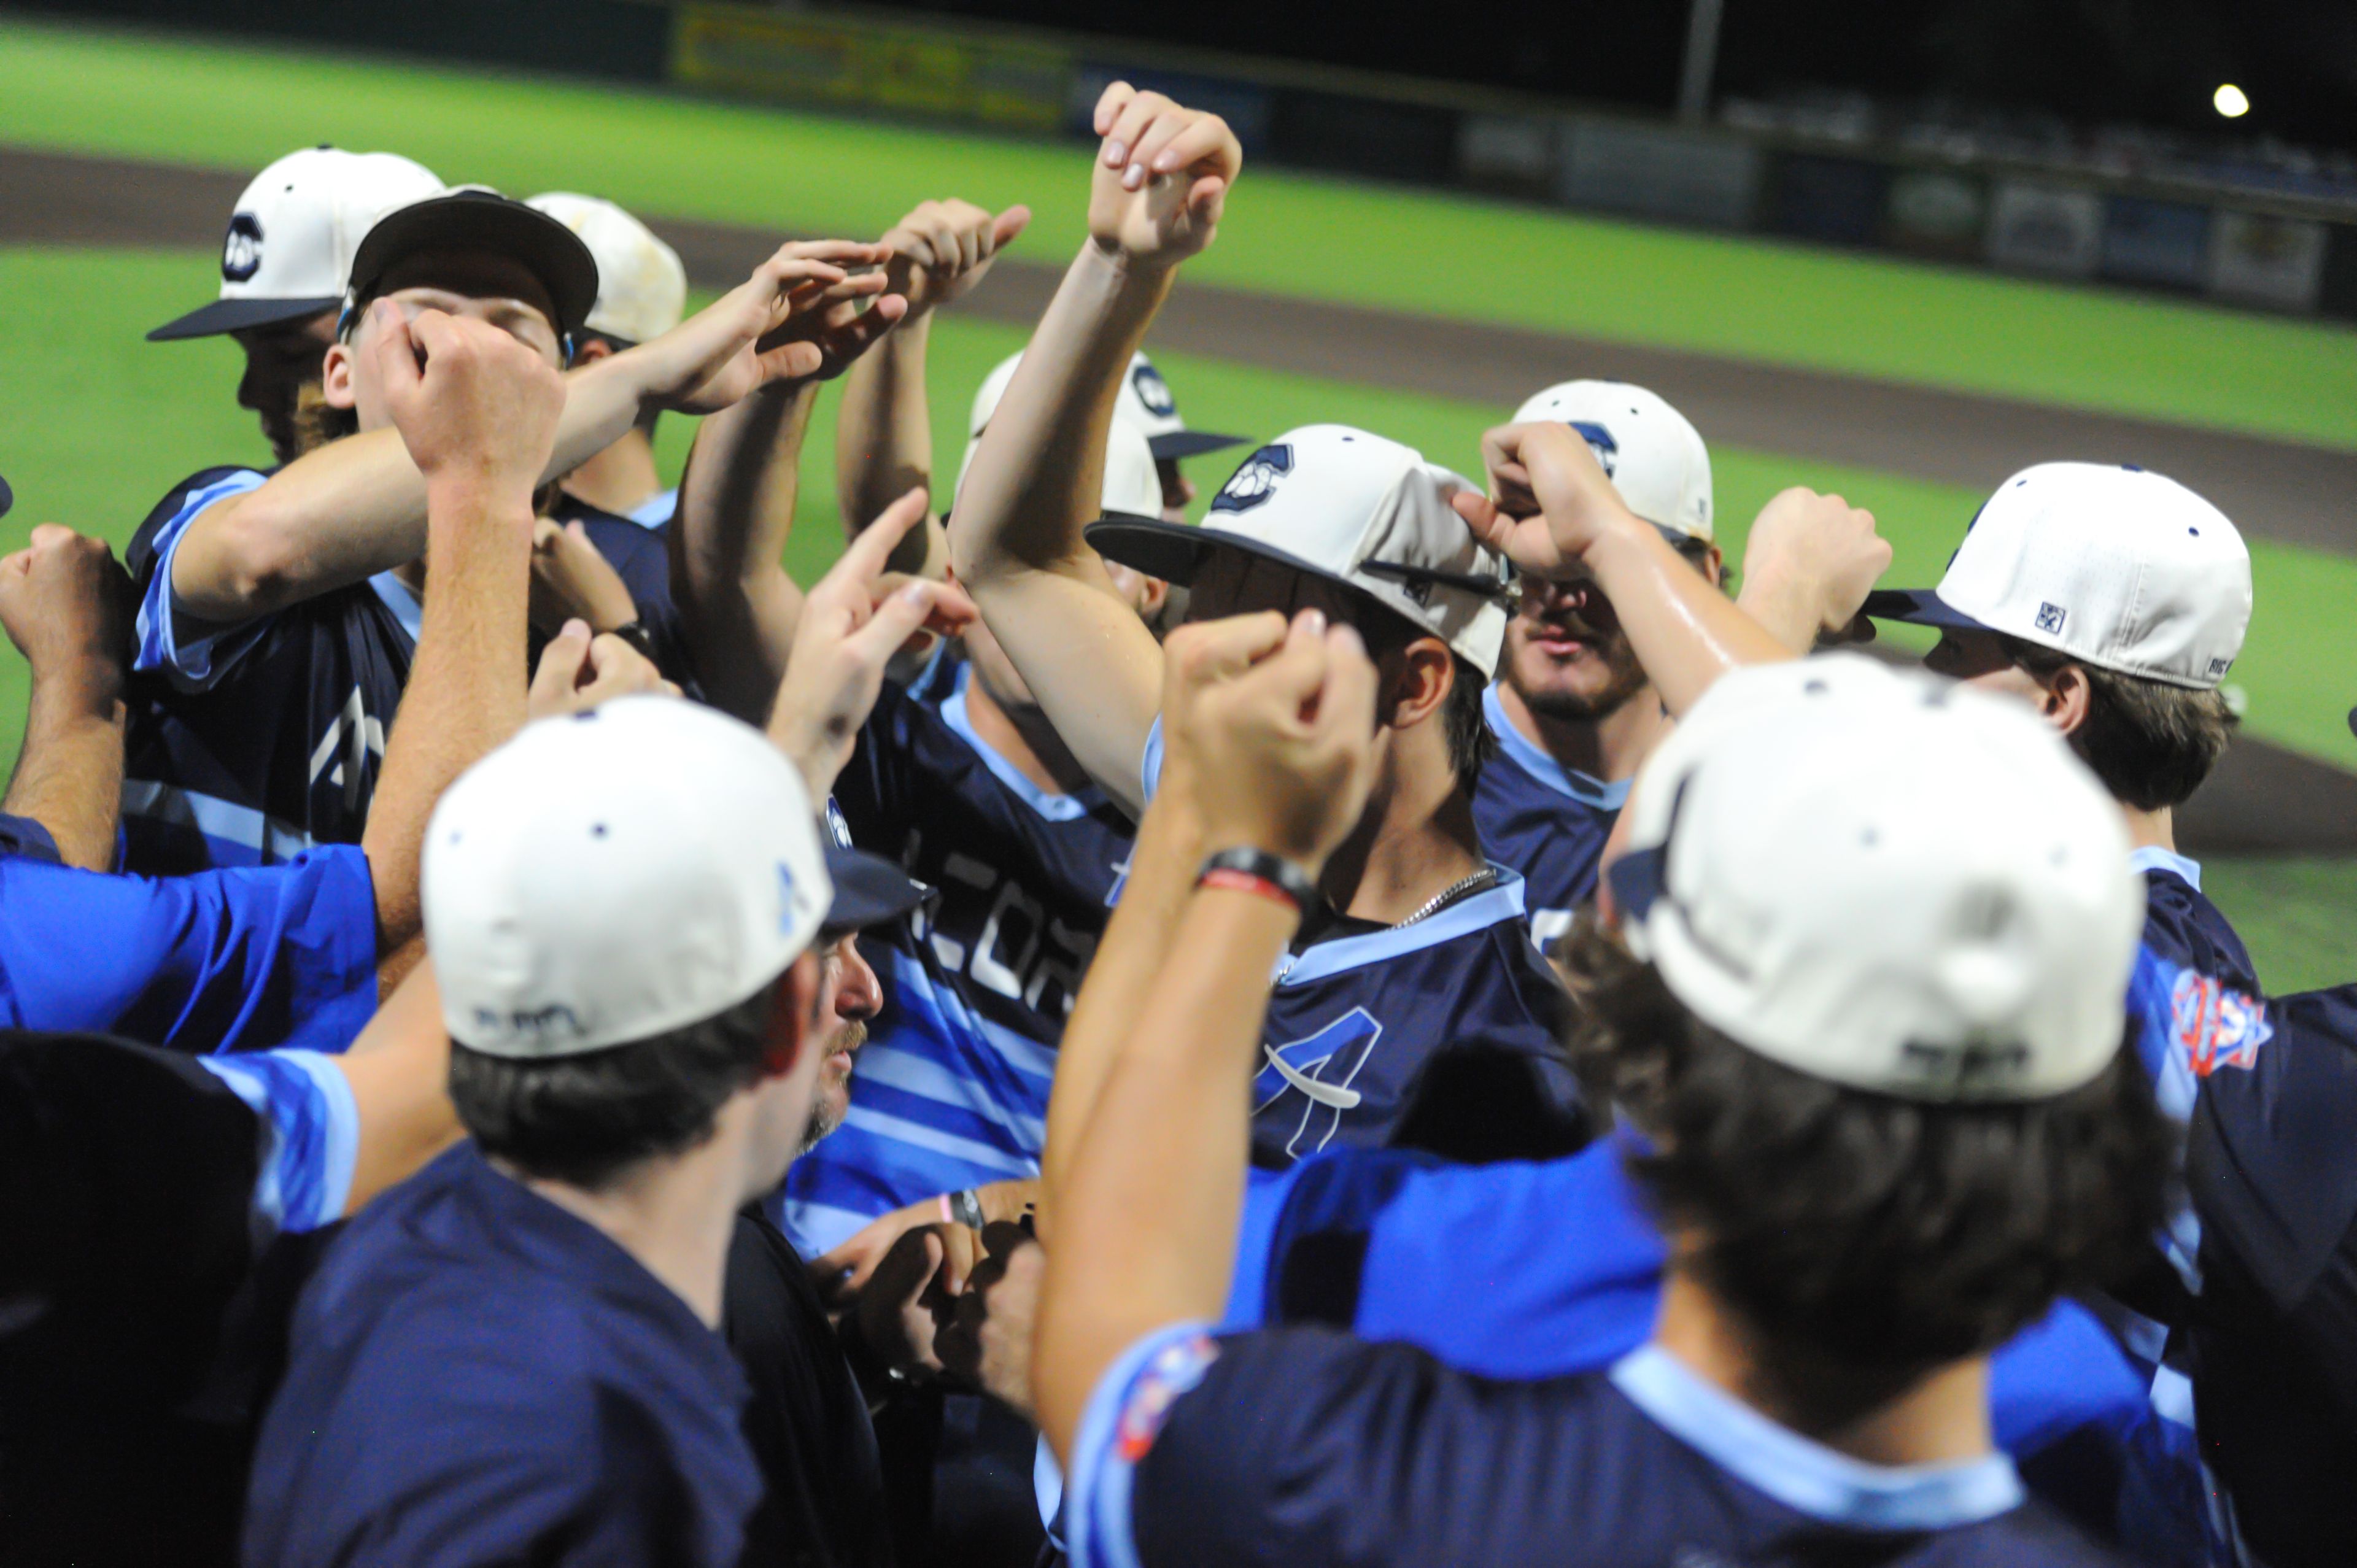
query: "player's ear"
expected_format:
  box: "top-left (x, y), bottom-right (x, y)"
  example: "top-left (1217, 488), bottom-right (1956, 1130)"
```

top-left (1702, 544), bottom-right (1726, 589)
top-left (2044, 663), bottom-right (2094, 738)
top-left (571, 336), bottom-right (615, 367)
top-left (1385, 636), bottom-right (1453, 732)
top-left (320, 341), bottom-right (358, 411)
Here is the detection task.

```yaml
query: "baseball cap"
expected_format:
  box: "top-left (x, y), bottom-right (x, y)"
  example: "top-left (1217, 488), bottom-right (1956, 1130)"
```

top-left (1511, 380), bottom-right (1713, 543)
top-left (0, 474), bottom-right (11, 520)
top-left (1609, 654), bottom-right (2142, 1102)
top-left (1087, 425), bottom-right (1514, 677)
top-left (344, 186), bottom-right (602, 344)
top-left (953, 352), bottom-right (1164, 524)
top-left (1864, 463), bottom-right (2251, 690)
top-left (424, 697), bottom-right (919, 1059)
top-left (149, 147), bottom-right (443, 342)
top-left (524, 193), bottom-right (687, 346)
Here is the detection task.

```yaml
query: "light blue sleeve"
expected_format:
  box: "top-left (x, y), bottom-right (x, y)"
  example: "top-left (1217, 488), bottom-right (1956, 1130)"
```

top-left (132, 468), bottom-right (274, 691)
top-left (1065, 1322), bottom-right (1221, 1568)
top-left (195, 1048), bottom-right (360, 1234)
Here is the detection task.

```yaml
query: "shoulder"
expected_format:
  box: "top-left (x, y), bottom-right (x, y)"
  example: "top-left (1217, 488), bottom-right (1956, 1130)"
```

top-left (126, 465), bottom-right (270, 582)
top-left (2138, 868), bottom-right (2258, 991)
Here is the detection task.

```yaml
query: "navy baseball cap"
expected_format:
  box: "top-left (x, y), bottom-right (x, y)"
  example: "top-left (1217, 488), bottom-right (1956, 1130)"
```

top-left (822, 841), bottom-right (928, 935)
top-left (344, 187), bottom-right (601, 341)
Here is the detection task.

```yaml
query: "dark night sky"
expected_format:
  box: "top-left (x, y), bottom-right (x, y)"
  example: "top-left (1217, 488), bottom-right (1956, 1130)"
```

top-left (881, 0), bottom-right (2357, 151)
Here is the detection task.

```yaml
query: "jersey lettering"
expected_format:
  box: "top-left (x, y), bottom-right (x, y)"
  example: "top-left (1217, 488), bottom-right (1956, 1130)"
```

top-left (1254, 1008), bottom-right (1384, 1159)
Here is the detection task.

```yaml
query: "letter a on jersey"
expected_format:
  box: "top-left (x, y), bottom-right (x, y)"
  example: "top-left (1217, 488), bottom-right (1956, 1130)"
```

top-left (1253, 1007), bottom-right (1382, 1158)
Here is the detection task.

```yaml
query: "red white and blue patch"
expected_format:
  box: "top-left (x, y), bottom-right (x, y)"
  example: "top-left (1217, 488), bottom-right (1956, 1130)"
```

top-left (1113, 1332), bottom-right (1221, 1462)
top-left (2170, 968), bottom-right (2272, 1077)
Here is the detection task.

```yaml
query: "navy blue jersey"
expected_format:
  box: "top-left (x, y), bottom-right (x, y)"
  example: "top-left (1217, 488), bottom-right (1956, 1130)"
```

top-left (1471, 682), bottom-right (1626, 948)
top-left (125, 466), bottom-right (413, 873)
top-left (0, 843), bottom-right (379, 1055)
top-left (546, 491), bottom-right (696, 687)
top-left (1069, 1327), bottom-right (2124, 1568)
top-left (245, 1142), bottom-right (763, 1568)
top-left (2135, 851), bottom-right (2258, 996)
top-left (782, 655), bottom-right (1134, 1253)
top-left (2186, 984), bottom-right (2357, 1567)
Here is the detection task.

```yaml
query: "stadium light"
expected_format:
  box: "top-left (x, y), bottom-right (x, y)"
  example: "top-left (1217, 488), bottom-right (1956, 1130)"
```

top-left (2213, 83), bottom-right (2250, 118)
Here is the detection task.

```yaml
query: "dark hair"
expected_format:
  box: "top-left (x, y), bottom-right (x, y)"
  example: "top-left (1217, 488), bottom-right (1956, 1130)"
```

top-left (448, 983), bottom-right (781, 1190)
top-left (1347, 587), bottom-right (1496, 784)
top-left (1554, 919), bottom-right (2170, 1380)
top-left (1999, 636), bottom-right (2235, 810)
top-left (290, 382), bottom-right (358, 455)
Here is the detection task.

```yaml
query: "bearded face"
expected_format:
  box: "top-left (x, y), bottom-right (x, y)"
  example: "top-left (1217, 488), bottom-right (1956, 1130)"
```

top-left (1501, 576), bottom-right (1650, 723)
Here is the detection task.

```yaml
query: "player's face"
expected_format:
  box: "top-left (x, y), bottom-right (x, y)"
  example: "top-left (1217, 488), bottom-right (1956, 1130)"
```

top-left (1924, 628), bottom-right (2048, 704)
top-left (802, 932), bottom-right (883, 1155)
top-left (1501, 573), bottom-right (1648, 721)
top-left (231, 309), bottom-right (339, 466)
top-left (1156, 458), bottom-right (1195, 524)
top-left (1185, 549), bottom-right (1357, 628)
top-left (330, 252), bottom-right (564, 431)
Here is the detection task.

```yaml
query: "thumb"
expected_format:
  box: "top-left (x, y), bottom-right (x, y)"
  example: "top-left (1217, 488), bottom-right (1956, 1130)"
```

top-left (990, 204), bottom-right (1032, 249)
top-left (528, 619), bottom-right (594, 706)
top-left (368, 301), bottom-right (422, 403)
top-left (1450, 490), bottom-right (1509, 550)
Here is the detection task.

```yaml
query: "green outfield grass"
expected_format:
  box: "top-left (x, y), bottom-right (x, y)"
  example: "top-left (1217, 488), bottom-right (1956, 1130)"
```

top-left (6, 17), bottom-right (2357, 449)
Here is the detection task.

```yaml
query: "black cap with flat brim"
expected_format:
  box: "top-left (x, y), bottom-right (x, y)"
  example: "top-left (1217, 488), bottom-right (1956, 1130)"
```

top-left (1861, 588), bottom-right (1991, 634)
top-left (1147, 429), bottom-right (1250, 463)
top-left (147, 292), bottom-right (345, 344)
top-left (822, 843), bottom-right (929, 933)
top-left (1086, 514), bottom-right (1511, 603)
top-left (346, 190), bottom-right (600, 339)
top-left (0, 473), bottom-right (11, 519)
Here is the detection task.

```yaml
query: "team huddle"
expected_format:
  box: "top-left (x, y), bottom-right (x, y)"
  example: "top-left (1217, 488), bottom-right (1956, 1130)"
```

top-left (1, 82), bottom-right (2351, 1568)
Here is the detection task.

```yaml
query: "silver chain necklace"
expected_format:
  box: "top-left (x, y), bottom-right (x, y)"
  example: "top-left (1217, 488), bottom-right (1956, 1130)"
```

top-left (1397, 867), bottom-right (1500, 927)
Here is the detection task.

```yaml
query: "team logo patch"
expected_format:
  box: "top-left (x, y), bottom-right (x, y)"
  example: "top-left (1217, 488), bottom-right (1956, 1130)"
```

top-left (1255, 1007), bottom-right (1383, 1157)
top-left (1114, 1334), bottom-right (1220, 1462)
top-left (1130, 361), bottom-right (1177, 418)
top-left (2035, 601), bottom-right (2067, 635)
top-left (1210, 443), bottom-right (1295, 515)
top-left (222, 212), bottom-right (264, 284)
top-left (1568, 421), bottom-right (1619, 479)
top-left (2169, 970), bottom-right (2270, 1076)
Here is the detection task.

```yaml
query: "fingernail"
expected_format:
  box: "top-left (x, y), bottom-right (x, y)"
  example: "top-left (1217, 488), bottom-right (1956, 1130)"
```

top-left (1104, 139), bottom-right (1127, 167)
top-left (1153, 150), bottom-right (1178, 172)
top-left (1123, 162), bottom-right (1147, 189)
top-left (1299, 608), bottom-right (1327, 637)
top-left (896, 582), bottom-right (930, 605)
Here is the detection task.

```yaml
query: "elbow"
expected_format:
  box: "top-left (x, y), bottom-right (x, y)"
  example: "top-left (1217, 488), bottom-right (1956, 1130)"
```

top-left (186, 501), bottom-right (308, 619)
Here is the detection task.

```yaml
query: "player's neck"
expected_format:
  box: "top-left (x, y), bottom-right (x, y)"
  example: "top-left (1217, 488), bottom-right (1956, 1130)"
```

top-left (1320, 744), bottom-right (1487, 927)
top-left (963, 671), bottom-right (1097, 797)
top-left (2121, 799), bottom-right (2176, 855)
top-left (1499, 678), bottom-right (1667, 784)
top-left (559, 430), bottom-right (663, 519)
top-left (510, 1109), bottom-right (756, 1329)
top-left (1651, 1268), bottom-right (1996, 1467)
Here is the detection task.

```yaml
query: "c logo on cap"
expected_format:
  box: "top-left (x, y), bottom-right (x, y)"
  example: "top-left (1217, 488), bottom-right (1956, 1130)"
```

top-left (1568, 421), bottom-right (1619, 480)
top-left (1210, 444), bottom-right (1295, 516)
top-left (1131, 362), bottom-right (1177, 418)
top-left (222, 213), bottom-right (264, 284)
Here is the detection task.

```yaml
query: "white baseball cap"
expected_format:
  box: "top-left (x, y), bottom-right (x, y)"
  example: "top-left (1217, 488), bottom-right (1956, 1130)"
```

top-left (424, 698), bottom-right (921, 1059)
top-left (1511, 380), bottom-right (1713, 543)
top-left (525, 193), bottom-right (687, 346)
top-left (954, 352), bottom-right (1164, 523)
top-left (1087, 425), bottom-right (1514, 678)
top-left (1609, 654), bottom-right (2143, 1102)
top-left (149, 146), bottom-right (443, 342)
top-left (1865, 463), bottom-right (2251, 690)
top-left (1120, 351), bottom-right (1247, 461)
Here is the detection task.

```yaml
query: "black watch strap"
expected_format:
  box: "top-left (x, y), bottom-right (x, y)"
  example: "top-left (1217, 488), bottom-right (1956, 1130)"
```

top-left (1197, 846), bottom-right (1322, 914)
top-left (606, 620), bottom-right (659, 663)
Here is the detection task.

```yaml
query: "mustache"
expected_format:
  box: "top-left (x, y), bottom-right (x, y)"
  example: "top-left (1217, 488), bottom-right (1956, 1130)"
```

top-left (828, 1021), bottom-right (868, 1061)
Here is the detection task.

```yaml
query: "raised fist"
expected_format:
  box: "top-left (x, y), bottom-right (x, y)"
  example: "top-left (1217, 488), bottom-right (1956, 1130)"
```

top-left (883, 199), bottom-right (1031, 317)
top-left (369, 303), bottom-right (565, 499)
top-left (1086, 82), bottom-right (1242, 271)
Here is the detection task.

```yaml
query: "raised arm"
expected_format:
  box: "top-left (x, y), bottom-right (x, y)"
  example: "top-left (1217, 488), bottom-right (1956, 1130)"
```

top-left (169, 246), bottom-right (880, 626)
top-left (670, 244), bottom-right (905, 724)
top-left (1035, 611), bottom-right (1379, 1458)
top-left (946, 86), bottom-right (1242, 816)
top-left (0, 526), bottom-right (131, 869)
top-left (1454, 422), bottom-right (1887, 714)
top-left (835, 199), bottom-right (1031, 579)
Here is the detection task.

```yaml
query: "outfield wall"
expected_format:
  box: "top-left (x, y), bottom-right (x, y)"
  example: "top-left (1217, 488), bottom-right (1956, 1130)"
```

top-left (14, 0), bottom-right (2357, 320)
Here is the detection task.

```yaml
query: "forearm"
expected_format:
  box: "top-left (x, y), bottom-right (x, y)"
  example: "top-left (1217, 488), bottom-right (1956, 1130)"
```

top-left (1037, 786), bottom-right (1203, 1243)
top-left (361, 477), bottom-right (535, 960)
top-left (672, 384), bottom-right (816, 722)
top-left (1587, 525), bottom-right (1794, 714)
top-left (172, 355), bottom-right (649, 621)
top-left (335, 962), bottom-right (460, 1214)
top-left (2, 660), bottom-right (126, 870)
top-left (835, 320), bottom-right (947, 578)
top-left (1037, 886), bottom-right (1295, 1456)
top-left (1735, 570), bottom-right (1830, 656)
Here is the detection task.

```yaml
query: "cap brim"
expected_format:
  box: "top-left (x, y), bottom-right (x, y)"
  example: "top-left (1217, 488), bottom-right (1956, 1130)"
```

top-left (0, 473), bottom-right (11, 520)
top-left (1148, 430), bottom-right (1249, 462)
top-left (822, 844), bottom-right (929, 932)
top-left (1861, 589), bottom-right (1989, 633)
top-left (1086, 514), bottom-right (1339, 591)
top-left (147, 294), bottom-right (343, 342)
top-left (349, 194), bottom-right (600, 338)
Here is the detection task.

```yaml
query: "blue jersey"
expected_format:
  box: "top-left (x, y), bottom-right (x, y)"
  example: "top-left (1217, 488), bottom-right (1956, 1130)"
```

top-left (124, 468), bottom-right (692, 875)
top-left (1143, 715), bottom-right (1588, 1167)
top-left (781, 657), bottom-right (1134, 1254)
top-left (545, 492), bottom-right (696, 686)
top-left (0, 842), bottom-right (379, 1055)
top-left (246, 1143), bottom-right (764, 1568)
top-left (1471, 682), bottom-right (1626, 948)
top-left (1069, 1327), bottom-right (2123, 1568)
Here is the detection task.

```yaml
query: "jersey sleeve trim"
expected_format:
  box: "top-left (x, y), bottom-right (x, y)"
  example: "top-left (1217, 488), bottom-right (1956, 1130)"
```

top-left (195, 1047), bottom-right (360, 1234)
top-left (1066, 1321), bottom-right (1221, 1568)
top-left (131, 467), bottom-right (274, 691)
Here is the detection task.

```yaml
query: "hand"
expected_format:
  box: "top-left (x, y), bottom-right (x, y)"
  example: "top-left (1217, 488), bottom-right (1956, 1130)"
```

top-left (1178, 609), bottom-right (1380, 870)
top-left (767, 489), bottom-right (977, 797)
top-left (883, 200), bottom-right (1032, 317)
top-left (370, 303), bottom-right (564, 502)
top-left (1450, 422), bottom-right (1648, 580)
top-left (1737, 487), bottom-right (1891, 647)
top-left (1087, 82), bottom-right (1242, 271)
top-left (842, 1222), bottom-right (985, 1379)
top-left (528, 517), bottom-right (638, 635)
top-left (525, 619), bottom-right (676, 720)
top-left (813, 1194), bottom-right (986, 1299)
top-left (934, 1224), bottom-right (1043, 1416)
top-left (0, 525), bottom-right (131, 682)
top-left (636, 242), bottom-right (904, 413)
top-left (1156, 609), bottom-right (1290, 824)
